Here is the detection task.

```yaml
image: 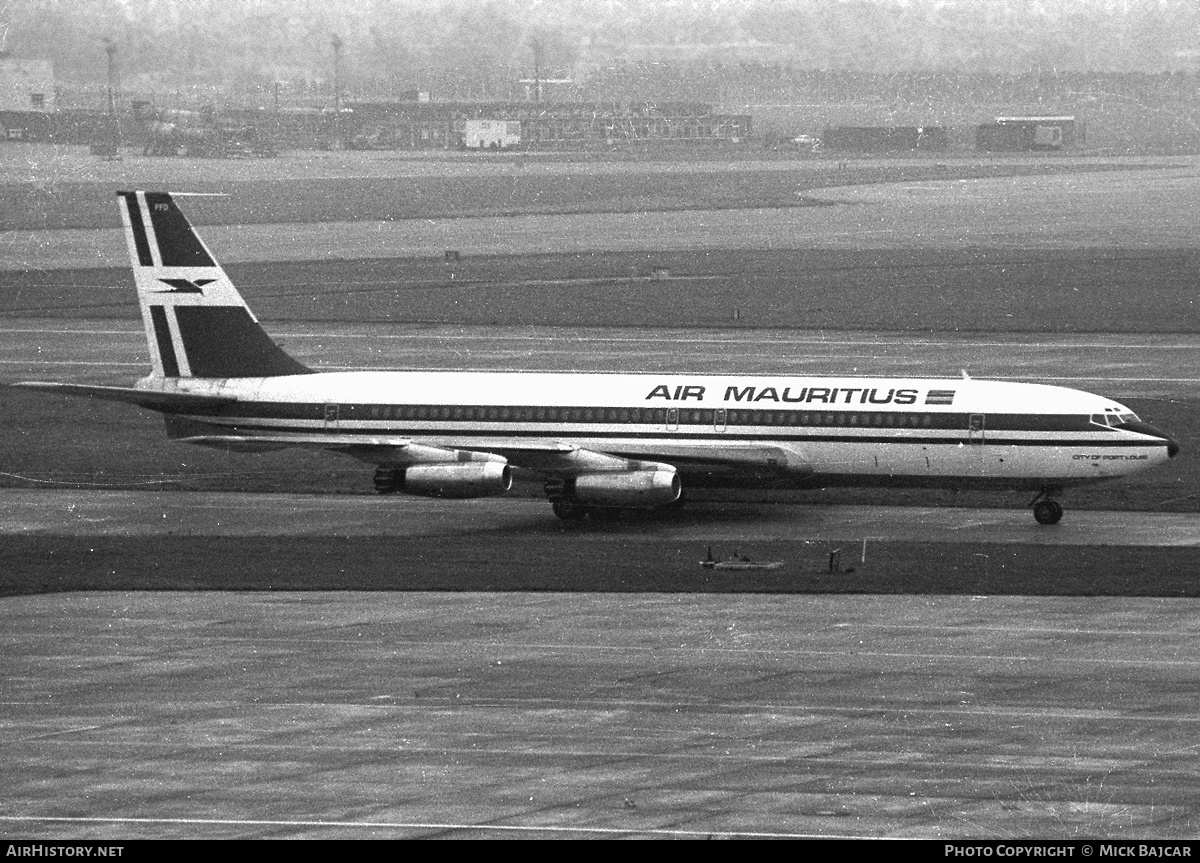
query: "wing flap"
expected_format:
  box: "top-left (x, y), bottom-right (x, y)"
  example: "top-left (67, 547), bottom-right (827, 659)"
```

top-left (603, 441), bottom-right (813, 474)
top-left (448, 439), bottom-right (810, 476)
top-left (170, 430), bottom-right (505, 468)
top-left (175, 432), bottom-right (413, 449)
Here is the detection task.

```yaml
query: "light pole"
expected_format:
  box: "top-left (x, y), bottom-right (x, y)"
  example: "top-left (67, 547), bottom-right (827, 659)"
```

top-left (104, 39), bottom-right (117, 115)
top-left (531, 38), bottom-right (542, 104)
top-left (102, 38), bottom-right (120, 159)
top-left (331, 34), bottom-right (343, 144)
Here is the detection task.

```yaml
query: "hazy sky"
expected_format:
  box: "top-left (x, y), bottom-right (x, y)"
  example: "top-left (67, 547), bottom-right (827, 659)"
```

top-left (4, 0), bottom-right (1198, 86)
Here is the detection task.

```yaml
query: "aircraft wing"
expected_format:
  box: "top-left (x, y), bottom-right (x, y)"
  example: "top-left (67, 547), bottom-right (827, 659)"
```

top-left (166, 428), bottom-right (812, 477)
top-left (449, 438), bottom-right (813, 477)
top-left (167, 430), bottom-right (463, 463)
top-left (14, 381), bottom-right (812, 478)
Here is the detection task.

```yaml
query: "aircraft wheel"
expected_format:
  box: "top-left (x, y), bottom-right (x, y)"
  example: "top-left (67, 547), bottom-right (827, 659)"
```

top-left (1032, 499), bottom-right (1064, 526)
top-left (552, 500), bottom-right (588, 521)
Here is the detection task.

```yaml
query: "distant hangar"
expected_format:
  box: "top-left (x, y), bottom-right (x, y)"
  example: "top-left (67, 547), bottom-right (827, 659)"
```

top-left (976, 116), bottom-right (1076, 151)
top-left (819, 116), bottom-right (1075, 153)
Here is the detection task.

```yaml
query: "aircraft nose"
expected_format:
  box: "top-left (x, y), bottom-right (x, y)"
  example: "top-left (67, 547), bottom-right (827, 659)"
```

top-left (1121, 420), bottom-right (1180, 458)
top-left (1149, 425), bottom-right (1180, 459)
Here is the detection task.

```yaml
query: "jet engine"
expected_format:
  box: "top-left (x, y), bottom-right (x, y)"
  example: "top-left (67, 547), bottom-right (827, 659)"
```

top-left (570, 470), bottom-right (681, 507)
top-left (374, 463), bottom-right (512, 498)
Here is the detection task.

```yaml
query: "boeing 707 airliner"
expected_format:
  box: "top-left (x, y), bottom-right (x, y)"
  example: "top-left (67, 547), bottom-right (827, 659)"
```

top-left (14, 191), bottom-right (1180, 524)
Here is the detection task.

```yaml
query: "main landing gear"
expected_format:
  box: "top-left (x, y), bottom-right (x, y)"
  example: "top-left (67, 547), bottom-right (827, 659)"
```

top-left (1030, 490), bottom-right (1064, 526)
top-left (547, 480), bottom-right (593, 521)
top-left (551, 499), bottom-right (589, 521)
top-left (546, 479), bottom-right (686, 522)
top-left (550, 498), bottom-right (633, 522)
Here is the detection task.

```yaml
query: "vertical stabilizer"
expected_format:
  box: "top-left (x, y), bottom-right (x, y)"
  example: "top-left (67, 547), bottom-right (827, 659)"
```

top-left (117, 191), bottom-right (311, 378)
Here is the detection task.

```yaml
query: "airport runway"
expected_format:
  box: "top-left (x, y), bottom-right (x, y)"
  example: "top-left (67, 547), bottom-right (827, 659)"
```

top-left (3, 488), bottom-right (1200, 547)
top-left (4, 590), bottom-right (1200, 839)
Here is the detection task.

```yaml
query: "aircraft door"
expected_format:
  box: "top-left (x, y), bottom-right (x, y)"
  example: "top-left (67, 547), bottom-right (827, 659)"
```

top-left (968, 414), bottom-right (985, 445)
top-left (714, 408), bottom-right (727, 433)
top-left (324, 403), bottom-right (340, 430)
top-left (666, 408), bottom-right (679, 432)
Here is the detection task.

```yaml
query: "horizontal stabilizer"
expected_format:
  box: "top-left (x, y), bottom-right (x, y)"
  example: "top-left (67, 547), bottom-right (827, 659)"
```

top-left (11, 382), bottom-right (236, 413)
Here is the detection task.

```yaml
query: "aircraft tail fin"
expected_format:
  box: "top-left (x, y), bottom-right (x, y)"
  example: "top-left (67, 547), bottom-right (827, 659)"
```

top-left (117, 191), bottom-right (311, 378)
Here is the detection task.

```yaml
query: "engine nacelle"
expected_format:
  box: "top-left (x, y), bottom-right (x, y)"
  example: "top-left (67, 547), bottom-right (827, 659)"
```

top-left (376, 463), bottom-right (512, 499)
top-left (572, 470), bottom-right (681, 507)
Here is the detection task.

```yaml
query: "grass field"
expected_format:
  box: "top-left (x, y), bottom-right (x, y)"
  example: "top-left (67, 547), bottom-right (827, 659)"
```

top-left (8, 248), bottom-right (1200, 333)
top-left (0, 147), bottom-right (1177, 230)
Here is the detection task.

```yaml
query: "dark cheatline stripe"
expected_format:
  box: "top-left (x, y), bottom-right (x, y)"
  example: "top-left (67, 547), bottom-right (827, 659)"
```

top-left (180, 401), bottom-right (1101, 433)
top-left (118, 192), bottom-right (154, 267)
top-left (149, 305), bottom-right (180, 377)
top-left (173, 418), bottom-right (1170, 450)
top-left (174, 305), bottom-right (311, 378)
top-left (143, 192), bottom-right (216, 268)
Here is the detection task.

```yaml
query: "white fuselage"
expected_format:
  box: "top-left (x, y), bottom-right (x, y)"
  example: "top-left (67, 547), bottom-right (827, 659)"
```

top-left (145, 370), bottom-right (1177, 490)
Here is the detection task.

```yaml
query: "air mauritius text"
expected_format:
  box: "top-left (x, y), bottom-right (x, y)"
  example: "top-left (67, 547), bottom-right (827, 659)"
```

top-left (645, 384), bottom-right (919, 405)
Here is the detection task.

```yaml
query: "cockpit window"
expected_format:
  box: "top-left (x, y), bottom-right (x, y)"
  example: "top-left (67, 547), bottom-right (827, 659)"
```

top-left (1091, 412), bottom-right (1141, 428)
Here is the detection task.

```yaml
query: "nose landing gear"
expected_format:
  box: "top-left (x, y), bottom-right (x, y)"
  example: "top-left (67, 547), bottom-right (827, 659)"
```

top-left (1030, 490), bottom-right (1064, 526)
